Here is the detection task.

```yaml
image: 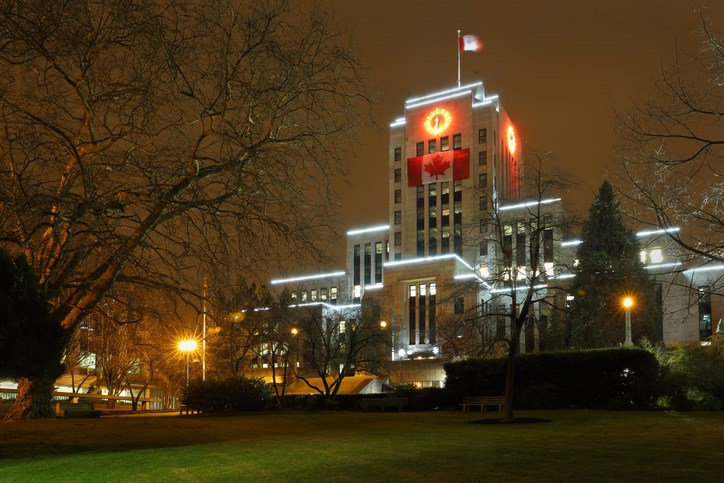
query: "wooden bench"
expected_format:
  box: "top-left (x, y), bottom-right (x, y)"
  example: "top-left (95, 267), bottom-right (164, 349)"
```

top-left (55, 401), bottom-right (102, 418)
top-left (460, 396), bottom-right (506, 413)
top-left (179, 405), bottom-right (200, 415)
top-left (360, 397), bottom-right (408, 412)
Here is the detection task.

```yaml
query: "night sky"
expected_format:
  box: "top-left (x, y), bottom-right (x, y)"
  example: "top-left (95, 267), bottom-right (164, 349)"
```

top-left (329, 0), bottom-right (723, 234)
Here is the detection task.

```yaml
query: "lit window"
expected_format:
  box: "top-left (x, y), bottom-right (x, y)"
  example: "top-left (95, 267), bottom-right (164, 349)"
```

top-left (650, 248), bottom-right (663, 263)
top-left (353, 285), bottom-right (361, 298)
top-left (339, 321), bottom-right (346, 334)
top-left (544, 262), bottom-right (554, 277)
top-left (311, 289), bottom-right (317, 301)
top-left (480, 264), bottom-right (489, 278)
top-left (640, 251), bottom-right (647, 263)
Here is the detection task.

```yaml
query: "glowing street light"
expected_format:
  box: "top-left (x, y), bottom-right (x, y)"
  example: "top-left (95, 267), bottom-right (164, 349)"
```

top-left (178, 339), bottom-right (198, 387)
top-left (622, 297), bottom-right (634, 348)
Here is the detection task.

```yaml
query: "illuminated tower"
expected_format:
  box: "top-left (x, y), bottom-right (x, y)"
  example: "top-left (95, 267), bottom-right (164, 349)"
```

top-left (388, 81), bottom-right (521, 264)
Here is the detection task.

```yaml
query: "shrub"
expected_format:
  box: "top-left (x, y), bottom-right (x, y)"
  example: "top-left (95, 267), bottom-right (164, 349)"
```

top-left (657, 342), bottom-right (724, 411)
top-left (444, 348), bottom-right (662, 409)
top-left (183, 376), bottom-right (272, 412)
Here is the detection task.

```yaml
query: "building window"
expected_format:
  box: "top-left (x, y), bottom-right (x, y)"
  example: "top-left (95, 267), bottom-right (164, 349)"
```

top-left (353, 244), bottom-right (360, 286)
top-left (375, 242), bottom-right (383, 284)
top-left (453, 133), bottom-right (461, 150)
top-left (394, 231), bottom-right (402, 246)
top-left (311, 289), bottom-right (317, 301)
top-left (429, 139), bottom-right (437, 153)
top-left (479, 173), bottom-right (487, 189)
top-left (699, 286), bottom-right (712, 340)
top-left (395, 253), bottom-right (401, 261)
top-left (454, 297), bottom-right (464, 314)
top-left (479, 150), bottom-right (487, 166)
top-left (479, 240), bottom-right (488, 256)
top-left (330, 287), bottom-right (338, 304)
top-left (394, 210), bottom-right (401, 225)
top-left (364, 243), bottom-right (372, 286)
top-left (440, 136), bottom-right (449, 151)
top-left (394, 147), bottom-right (401, 162)
top-left (320, 288), bottom-right (328, 301)
top-left (479, 195), bottom-right (487, 211)
top-left (394, 168), bottom-right (401, 183)
top-left (416, 141), bottom-right (424, 156)
top-left (516, 222), bottom-right (526, 267)
top-left (478, 128), bottom-right (487, 144)
top-left (394, 189), bottom-right (401, 204)
top-left (479, 219), bottom-right (487, 233)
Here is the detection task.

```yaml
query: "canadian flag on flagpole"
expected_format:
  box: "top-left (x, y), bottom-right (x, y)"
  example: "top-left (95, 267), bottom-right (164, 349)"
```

top-left (459, 34), bottom-right (483, 52)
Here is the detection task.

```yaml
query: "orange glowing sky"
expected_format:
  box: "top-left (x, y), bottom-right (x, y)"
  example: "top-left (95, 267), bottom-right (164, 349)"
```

top-left (329, 0), bottom-right (723, 232)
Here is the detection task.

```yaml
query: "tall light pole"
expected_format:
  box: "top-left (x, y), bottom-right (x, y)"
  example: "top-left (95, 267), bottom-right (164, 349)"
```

top-left (622, 297), bottom-right (634, 348)
top-left (178, 339), bottom-right (197, 387)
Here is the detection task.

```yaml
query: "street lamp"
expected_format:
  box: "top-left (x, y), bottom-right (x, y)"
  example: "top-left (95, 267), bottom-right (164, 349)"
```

top-left (178, 339), bottom-right (198, 387)
top-left (622, 296), bottom-right (634, 348)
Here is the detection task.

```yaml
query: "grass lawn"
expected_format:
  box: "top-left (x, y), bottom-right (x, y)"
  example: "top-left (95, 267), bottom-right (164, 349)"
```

top-left (1, 409), bottom-right (723, 482)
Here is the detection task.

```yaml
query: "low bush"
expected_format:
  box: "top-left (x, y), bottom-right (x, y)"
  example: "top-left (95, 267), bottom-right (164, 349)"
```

top-left (444, 348), bottom-right (662, 409)
top-left (183, 376), bottom-right (273, 412)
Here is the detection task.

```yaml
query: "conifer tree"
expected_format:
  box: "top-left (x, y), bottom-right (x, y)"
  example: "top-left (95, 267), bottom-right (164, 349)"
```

top-left (566, 181), bottom-right (661, 348)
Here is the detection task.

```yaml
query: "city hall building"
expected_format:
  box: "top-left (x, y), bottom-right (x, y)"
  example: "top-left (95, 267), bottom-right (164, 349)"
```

top-left (271, 81), bottom-right (723, 389)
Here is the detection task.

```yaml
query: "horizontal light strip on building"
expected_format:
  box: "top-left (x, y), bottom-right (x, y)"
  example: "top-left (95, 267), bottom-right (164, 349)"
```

top-left (270, 271), bottom-right (346, 285)
top-left (384, 253), bottom-right (475, 271)
top-left (498, 198), bottom-right (562, 212)
top-left (363, 284), bottom-right (384, 291)
top-left (683, 264), bottom-right (724, 275)
top-left (453, 273), bottom-right (492, 289)
top-left (405, 90), bottom-right (471, 110)
top-left (561, 240), bottom-right (582, 247)
top-left (490, 284), bottom-right (547, 294)
top-left (405, 81), bottom-right (483, 105)
top-left (389, 118), bottom-right (406, 128)
top-left (644, 262), bottom-right (682, 270)
top-left (471, 95), bottom-right (499, 108)
top-left (289, 302), bottom-right (361, 311)
top-left (636, 227), bottom-right (681, 237)
top-left (553, 273), bottom-right (576, 280)
top-left (346, 224), bottom-right (390, 236)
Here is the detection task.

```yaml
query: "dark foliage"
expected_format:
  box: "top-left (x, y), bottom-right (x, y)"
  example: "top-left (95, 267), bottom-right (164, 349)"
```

top-left (562, 181), bottom-right (661, 348)
top-left (0, 250), bottom-right (68, 380)
top-left (182, 376), bottom-right (273, 412)
top-left (445, 348), bottom-right (662, 409)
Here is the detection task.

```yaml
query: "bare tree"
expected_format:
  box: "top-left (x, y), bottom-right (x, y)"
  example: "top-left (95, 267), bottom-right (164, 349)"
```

top-left (449, 150), bottom-right (574, 420)
top-left (616, 8), bottom-right (723, 264)
top-left (295, 298), bottom-right (386, 398)
top-left (0, 0), bottom-right (369, 418)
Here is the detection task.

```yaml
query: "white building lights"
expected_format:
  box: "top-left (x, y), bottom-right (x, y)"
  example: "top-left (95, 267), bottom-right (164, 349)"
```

top-left (346, 225), bottom-right (390, 236)
top-left (636, 227), bottom-right (681, 237)
top-left (561, 239), bottom-right (583, 247)
top-left (384, 253), bottom-right (475, 272)
top-left (405, 81), bottom-right (483, 106)
top-left (498, 198), bottom-right (562, 212)
top-left (270, 271), bottom-right (345, 285)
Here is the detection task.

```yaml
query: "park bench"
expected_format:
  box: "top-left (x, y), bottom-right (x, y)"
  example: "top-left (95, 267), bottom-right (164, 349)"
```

top-left (179, 405), bottom-right (201, 415)
top-left (360, 397), bottom-right (408, 412)
top-left (460, 396), bottom-right (506, 413)
top-left (55, 401), bottom-right (101, 418)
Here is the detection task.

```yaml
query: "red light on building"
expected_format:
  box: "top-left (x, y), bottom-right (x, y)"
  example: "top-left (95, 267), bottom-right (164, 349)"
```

top-left (424, 107), bottom-right (452, 136)
top-left (507, 125), bottom-right (517, 155)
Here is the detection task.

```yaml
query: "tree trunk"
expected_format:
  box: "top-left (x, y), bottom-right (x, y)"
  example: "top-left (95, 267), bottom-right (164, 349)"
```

top-left (503, 332), bottom-right (520, 422)
top-left (4, 377), bottom-right (56, 420)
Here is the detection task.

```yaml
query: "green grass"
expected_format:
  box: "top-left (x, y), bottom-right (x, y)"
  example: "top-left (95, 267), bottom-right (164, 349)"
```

top-left (1, 410), bottom-right (723, 482)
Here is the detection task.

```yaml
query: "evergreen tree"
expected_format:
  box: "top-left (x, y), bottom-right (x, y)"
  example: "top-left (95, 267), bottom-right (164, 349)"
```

top-left (566, 181), bottom-right (661, 348)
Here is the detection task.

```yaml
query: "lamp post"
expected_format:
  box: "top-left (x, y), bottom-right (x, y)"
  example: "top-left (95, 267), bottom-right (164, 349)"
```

top-left (622, 297), bottom-right (634, 348)
top-left (178, 339), bottom-right (198, 387)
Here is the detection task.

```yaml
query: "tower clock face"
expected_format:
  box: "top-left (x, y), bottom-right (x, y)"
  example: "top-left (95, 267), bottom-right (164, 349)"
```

top-left (424, 107), bottom-right (452, 136)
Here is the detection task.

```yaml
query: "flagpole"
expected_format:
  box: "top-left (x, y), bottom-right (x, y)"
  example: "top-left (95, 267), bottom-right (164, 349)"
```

top-left (457, 29), bottom-right (461, 88)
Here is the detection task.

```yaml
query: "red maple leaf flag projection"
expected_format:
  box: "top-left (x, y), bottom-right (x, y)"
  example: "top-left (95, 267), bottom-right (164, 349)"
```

top-left (407, 148), bottom-right (470, 187)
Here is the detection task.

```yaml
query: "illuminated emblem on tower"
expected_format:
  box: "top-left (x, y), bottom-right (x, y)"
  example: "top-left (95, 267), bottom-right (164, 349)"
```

top-left (424, 107), bottom-right (452, 136)
top-left (507, 125), bottom-right (517, 154)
